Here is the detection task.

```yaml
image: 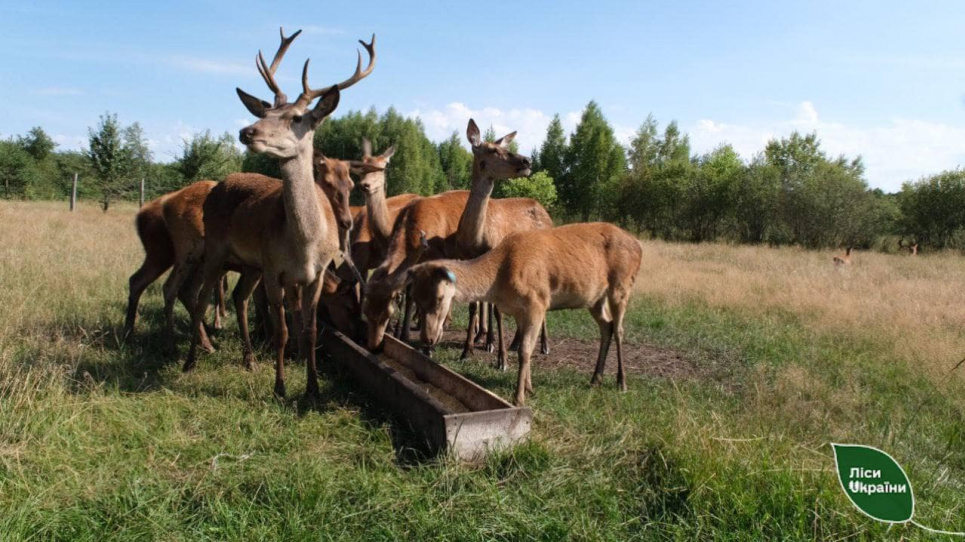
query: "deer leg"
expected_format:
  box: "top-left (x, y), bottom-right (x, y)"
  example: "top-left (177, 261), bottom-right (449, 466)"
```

top-left (589, 299), bottom-right (614, 386)
top-left (183, 256), bottom-right (224, 372)
top-left (233, 268), bottom-right (261, 370)
top-left (610, 292), bottom-right (631, 392)
top-left (540, 319), bottom-right (550, 356)
top-left (178, 260), bottom-right (214, 353)
top-left (460, 302), bottom-right (478, 360)
top-left (253, 283), bottom-right (271, 344)
top-left (161, 267), bottom-right (180, 337)
top-left (263, 279), bottom-right (288, 398)
top-left (474, 303), bottom-right (488, 346)
top-left (213, 273), bottom-right (227, 330)
top-left (287, 286), bottom-right (304, 361)
top-left (514, 312), bottom-right (543, 407)
top-left (123, 257), bottom-right (169, 340)
top-left (509, 328), bottom-right (521, 352)
top-left (302, 276), bottom-right (324, 399)
top-left (494, 306), bottom-right (507, 372)
top-left (485, 303), bottom-right (496, 353)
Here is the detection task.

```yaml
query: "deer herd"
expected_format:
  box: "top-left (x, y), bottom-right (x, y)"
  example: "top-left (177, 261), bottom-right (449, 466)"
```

top-left (122, 28), bottom-right (643, 406)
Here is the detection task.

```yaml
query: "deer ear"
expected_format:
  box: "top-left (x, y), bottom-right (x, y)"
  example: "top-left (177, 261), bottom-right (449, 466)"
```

top-left (361, 138), bottom-right (373, 158)
top-left (237, 88), bottom-right (270, 118)
top-left (435, 266), bottom-right (457, 285)
top-left (467, 119), bottom-right (481, 147)
top-left (495, 131), bottom-right (517, 149)
top-left (310, 86), bottom-right (340, 126)
top-left (381, 145), bottom-right (396, 162)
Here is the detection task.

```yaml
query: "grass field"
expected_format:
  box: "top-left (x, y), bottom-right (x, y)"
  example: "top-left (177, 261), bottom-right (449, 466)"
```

top-left (2, 199), bottom-right (965, 540)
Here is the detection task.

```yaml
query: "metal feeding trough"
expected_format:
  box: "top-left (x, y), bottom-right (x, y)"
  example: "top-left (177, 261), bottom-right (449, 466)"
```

top-left (320, 328), bottom-right (532, 460)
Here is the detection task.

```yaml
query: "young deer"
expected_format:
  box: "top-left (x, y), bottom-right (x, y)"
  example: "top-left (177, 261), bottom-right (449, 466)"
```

top-left (185, 28), bottom-right (375, 398)
top-left (833, 246), bottom-right (853, 267)
top-left (406, 223), bottom-right (643, 406)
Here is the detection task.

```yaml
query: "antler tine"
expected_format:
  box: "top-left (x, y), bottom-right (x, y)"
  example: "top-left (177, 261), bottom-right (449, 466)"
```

top-left (295, 34), bottom-right (377, 109)
top-left (256, 27), bottom-right (302, 107)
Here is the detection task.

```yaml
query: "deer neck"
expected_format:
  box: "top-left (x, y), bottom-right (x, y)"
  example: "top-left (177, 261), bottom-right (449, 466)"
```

top-left (278, 144), bottom-right (325, 245)
top-left (455, 160), bottom-right (495, 255)
top-left (365, 179), bottom-right (392, 244)
top-left (447, 257), bottom-right (498, 304)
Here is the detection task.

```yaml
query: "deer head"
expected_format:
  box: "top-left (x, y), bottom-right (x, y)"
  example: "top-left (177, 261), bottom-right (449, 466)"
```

top-left (313, 154), bottom-right (356, 231)
top-left (353, 138), bottom-right (396, 194)
top-left (406, 263), bottom-right (458, 348)
top-left (466, 119), bottom-right (532, 180)
top-left (319, 269), bottom-right (362, 340)
top-left (237, 28), bottom-right (376, 159)
top-left (362, 269), bottom-right (405, 350)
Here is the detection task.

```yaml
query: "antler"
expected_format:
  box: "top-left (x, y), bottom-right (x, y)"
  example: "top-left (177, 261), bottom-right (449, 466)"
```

top-left (256, 27), bottom-right (302, 107)
top-left (295, 34), bottom-right (376, 110)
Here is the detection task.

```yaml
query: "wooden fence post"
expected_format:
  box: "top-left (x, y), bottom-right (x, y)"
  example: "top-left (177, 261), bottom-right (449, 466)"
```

top-left (139, 178), bottom-right (145, 208)
top-left (70, 173), bottom-right (78, 212)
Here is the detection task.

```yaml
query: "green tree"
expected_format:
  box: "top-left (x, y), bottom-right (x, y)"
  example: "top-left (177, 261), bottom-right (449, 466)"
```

top-left (0, 139), bottom-right (38, 198)
top-left (87, 113), bottom-right (134, 211)
top-left (17, 127), bottom-right (57, 161)
top-left (657, 121), bottom-right (690, 165)
top-left (684, 144), bottom-right (743, 242)
top-left (537, 114), bottom-right (568, 183)
top-left (899, 169), bottom-right (965, 249)
top-left (560, 101), bottom-right (625, 220)
top-left (500, 170), bottom-right (558, 210)
top-left (438, 131), bottom-right (472, 190)
top-left (733, 156), bottom-right (780, 243)
top-left (175, 130), bottom-right (243, 185)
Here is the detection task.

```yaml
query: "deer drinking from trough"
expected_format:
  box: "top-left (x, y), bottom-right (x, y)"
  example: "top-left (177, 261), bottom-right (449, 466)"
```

top-left (184, 28), bottom-right (375, 398)
top-left (406, 222), bottom-right (643, 406)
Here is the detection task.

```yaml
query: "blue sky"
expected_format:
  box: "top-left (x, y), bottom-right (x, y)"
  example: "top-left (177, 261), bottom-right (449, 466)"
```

top-left (2, 0), bottom-right (963, 192)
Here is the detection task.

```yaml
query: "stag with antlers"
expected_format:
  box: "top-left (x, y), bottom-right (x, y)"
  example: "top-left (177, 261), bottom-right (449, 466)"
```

top-left (183, 28), bottom-right (375, 398)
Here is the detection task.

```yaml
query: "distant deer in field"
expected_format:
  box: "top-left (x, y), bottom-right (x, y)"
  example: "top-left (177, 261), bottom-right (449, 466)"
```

top-left (407, 223), bottom-right (642, 406)
top-left (833, 246), bottom-right (853, 267)
top-left (898, 239), bottom-right (919, 256)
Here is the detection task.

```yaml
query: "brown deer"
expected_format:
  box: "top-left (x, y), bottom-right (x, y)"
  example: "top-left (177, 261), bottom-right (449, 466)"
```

top-left (833, 246), bottom-right (853, 267)
top-left (123, 159), bottom-right (362, 349)
top-left (123, 181), bottom-right (222, 350)
top-left (350, 139), bottom-right (418, 274)
top-left (184, 28), bottom-right (375, 399)
top-left (898, 239), bottom-right (919, 256)
top-left (363, 120), bottom-right (552, 369)
top-left (406, 223), bottom-right (643, 405)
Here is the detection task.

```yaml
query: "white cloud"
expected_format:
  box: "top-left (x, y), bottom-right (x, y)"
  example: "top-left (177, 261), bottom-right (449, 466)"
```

top-left (690, 101), bottom-right (965, 192)
top-left (167, 56), bottom-right (251, 76)
top-left (37, 87), bottom-right (83, 96)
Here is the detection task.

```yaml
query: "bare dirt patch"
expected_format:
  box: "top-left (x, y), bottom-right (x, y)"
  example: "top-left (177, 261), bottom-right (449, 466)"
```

top-left (435, 329), bottom-right (704, 381)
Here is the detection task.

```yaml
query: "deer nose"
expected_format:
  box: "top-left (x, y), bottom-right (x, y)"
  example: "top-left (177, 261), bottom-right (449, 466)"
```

top-left (520, 156), bottom-right (532, 169)
top-left (239, 127), bottom-right (257, 145)
top-left (338, 212), bottom-right (353, 231)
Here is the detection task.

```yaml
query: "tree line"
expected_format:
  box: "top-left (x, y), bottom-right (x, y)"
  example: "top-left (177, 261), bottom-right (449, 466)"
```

top-left (1, 105), bottom-right (963, 251)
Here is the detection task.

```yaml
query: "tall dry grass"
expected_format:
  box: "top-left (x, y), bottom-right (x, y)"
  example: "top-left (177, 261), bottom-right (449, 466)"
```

top-left (636, 240), bottom-right (965, 381)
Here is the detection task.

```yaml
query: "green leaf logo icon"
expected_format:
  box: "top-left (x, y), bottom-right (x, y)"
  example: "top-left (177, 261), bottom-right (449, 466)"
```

top-left (831, 443), bottom-right (914, 523)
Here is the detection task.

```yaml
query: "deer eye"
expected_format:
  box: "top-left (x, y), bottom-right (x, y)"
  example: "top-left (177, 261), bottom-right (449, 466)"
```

top-left (291, 114), bottom-right (304, 123)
